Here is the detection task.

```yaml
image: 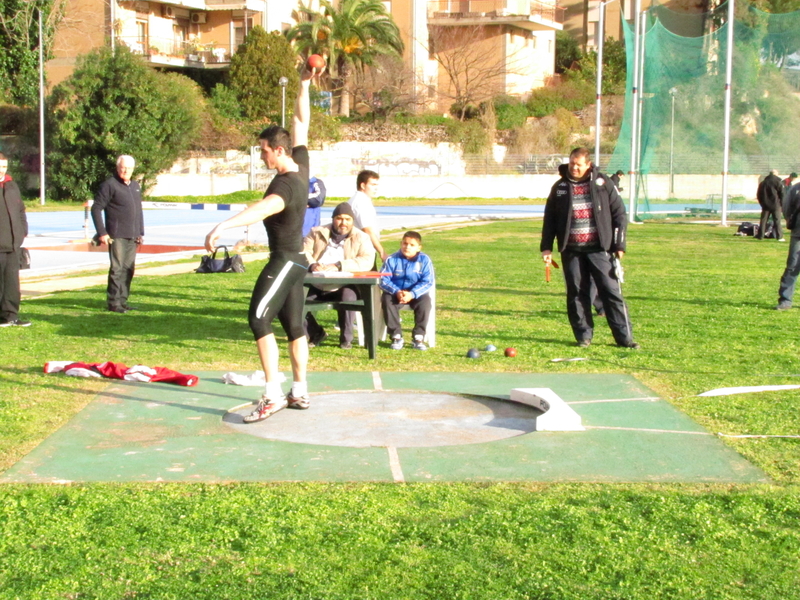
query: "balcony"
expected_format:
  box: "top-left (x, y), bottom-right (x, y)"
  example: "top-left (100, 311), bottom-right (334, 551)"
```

top-left (120, 35), bottom-right (231, 68)
top-left (428, 0), bottom-right (564, 31)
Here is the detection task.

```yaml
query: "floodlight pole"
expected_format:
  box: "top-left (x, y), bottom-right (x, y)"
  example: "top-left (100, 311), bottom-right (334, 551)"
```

top-left (38, 9), bottom-right (46, 206)
top-left (635, 9), bottom-right (647, 180)
top-left (720, 0), bottom-right (735, 227)
top-left (279, 76), bottom-right (289, 128)
top-left (669, 87), bottom-right (677, 197)
top-left (594, 1), bottom-right (607, 167)
top-left (627, 0), bottom-right (642, 223)
top-left (110, 0), bottom-right (115, 51)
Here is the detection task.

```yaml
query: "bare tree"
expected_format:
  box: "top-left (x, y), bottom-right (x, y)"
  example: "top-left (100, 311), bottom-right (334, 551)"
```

top-left (349, 54), bottom-right (421, 120)
top-left (427, 24), bottom-right (531, 120)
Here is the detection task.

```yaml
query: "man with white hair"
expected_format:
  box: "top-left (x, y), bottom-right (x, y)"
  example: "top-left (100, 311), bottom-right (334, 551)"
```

top-left (756, 169), bottom-right (785, 241)
top-left (91, 155), bottom-right (144, 313)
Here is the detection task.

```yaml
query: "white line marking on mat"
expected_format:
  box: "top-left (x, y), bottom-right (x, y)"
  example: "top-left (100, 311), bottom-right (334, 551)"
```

top-left (568, 397), bottom-right (661, 405)
top-left (372, 371), bottom-right (383, 390)
top-left (585, 425), bottom-right (712, 435)
top-left (387, 447), bottom-right (404, 482)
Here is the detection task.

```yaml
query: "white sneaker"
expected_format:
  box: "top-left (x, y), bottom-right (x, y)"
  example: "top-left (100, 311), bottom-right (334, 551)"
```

top-left (390, 335), bottom-right (404, 350)
top-left (243, 395), bottom-right (287, 423)
top-left (412, 336), bottom-right (427, 351)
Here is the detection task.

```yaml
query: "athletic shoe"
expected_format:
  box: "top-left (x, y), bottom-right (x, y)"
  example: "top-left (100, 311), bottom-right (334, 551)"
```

top-left (577, 339), bottom-right (591, 348)
top-left (122, 304), bottom-right (138, 311)
top-left (0, 319), bottom-right (31, 327)
top-left (412, 336), bottom-right (427, 351)
top-left (619, 341), bottom-right (641, 350)
top-left (339, 341), bottom-right (352, 350)
top-left (286, 392), bottom-right (310, 410)
top-left (779, 238), bottom-right (786, 242)
top-left (308, 330), bottom-right (328, 348)
top-left (776, 302), bottom-right (792, 310)
top-left (390, 335), bottom-right (404, 350)
top-left (243, 395), bottom-right (287, 423)
top-left (108, 306), bottom-right (128, 313)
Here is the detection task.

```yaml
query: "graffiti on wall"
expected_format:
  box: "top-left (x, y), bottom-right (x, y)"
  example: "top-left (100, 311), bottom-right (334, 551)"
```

top-left (351, 157), bottom-right (442, 177)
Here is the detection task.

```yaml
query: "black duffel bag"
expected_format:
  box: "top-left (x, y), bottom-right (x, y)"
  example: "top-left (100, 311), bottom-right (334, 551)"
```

top-left (196, 246), bottom-right (245, 273)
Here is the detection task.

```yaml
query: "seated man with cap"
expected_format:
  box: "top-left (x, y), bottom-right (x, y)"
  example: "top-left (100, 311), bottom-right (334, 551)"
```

top-left (302, 202), bottom-right (376, 349)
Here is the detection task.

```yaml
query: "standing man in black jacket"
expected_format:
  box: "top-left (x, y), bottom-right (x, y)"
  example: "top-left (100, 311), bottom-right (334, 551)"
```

top-left (91, 155), bottom-right (144, 313)
top-left (0, 153), bottom-right (30, 327)
top-left (541, 147), bottom-right (638, 349)
top-left (756, 169), bottom-right (785, 241)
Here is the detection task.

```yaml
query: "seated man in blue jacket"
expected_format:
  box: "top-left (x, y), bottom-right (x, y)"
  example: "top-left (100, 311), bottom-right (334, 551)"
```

top-left (380, 231), bottom-right (435, 351)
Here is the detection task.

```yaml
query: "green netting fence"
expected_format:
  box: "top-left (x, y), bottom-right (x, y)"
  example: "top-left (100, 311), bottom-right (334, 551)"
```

top-left (607, 0), bottom-right (800, 217)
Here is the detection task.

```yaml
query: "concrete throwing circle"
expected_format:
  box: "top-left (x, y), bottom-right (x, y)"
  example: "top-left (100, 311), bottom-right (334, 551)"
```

top-left (223, 390), bottom-right (539, 448)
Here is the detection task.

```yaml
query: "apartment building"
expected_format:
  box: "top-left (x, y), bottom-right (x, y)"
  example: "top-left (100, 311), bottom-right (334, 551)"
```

top-left (48, 0), bottom-right (274, 87)
top-left (48, 0), bottom-right (563, 111)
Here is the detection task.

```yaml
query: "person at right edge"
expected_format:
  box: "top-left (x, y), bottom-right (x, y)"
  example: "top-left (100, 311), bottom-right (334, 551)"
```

top-left (775, 181), bottom-right (800, 310)
top-left (756, 169), bottom-right (785, 241)
top-left (540, 147), bottom-right (639, 349)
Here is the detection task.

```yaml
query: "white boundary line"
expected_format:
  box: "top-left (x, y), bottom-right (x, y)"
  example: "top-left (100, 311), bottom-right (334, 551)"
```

top-left (387, 447), bottom-right (405, 482)
top-left (585, 425), bottom-right (712, 436)
top-left (568, 397), bottom-right (661, 405)
top-left (372, 371), bottom-right (383, 391)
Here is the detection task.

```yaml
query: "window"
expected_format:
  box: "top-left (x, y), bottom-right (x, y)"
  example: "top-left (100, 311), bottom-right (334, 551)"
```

top-left (382, 1), bottom-right (392, 13)
top-left (174, 22), bottom-right (188, 55)
top-left (135, 20), bottom-right (148, 54)
top-left (234, 16), bottom-right (254, 48)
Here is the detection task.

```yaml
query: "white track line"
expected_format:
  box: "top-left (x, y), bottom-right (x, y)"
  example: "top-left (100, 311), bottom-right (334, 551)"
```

top-left (387, 447), bottom-right (405, 482)
top-left (372, 371), bottom-right (383, 391)
top-left (585, 425), bottom-right (712, 435)
top-left (568, 397), bottom-right (660, 405)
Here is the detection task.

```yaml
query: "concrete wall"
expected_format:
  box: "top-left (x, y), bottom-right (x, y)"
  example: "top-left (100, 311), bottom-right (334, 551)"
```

top-left (149, 141), bottom-right (763, 200)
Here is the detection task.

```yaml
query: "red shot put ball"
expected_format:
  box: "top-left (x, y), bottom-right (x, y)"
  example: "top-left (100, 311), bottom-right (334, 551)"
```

top-left (308, 54), bottom-right (326, 69)
top-left (504, 347), bottom-right (517, 358)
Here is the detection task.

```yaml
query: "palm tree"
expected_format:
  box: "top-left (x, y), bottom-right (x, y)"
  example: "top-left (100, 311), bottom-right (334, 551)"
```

top-left (287, 0), bottom-right (404, 117)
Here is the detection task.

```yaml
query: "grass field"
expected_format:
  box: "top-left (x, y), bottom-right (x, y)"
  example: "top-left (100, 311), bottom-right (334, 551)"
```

top-left (1, 221), bottom-right (799, 598)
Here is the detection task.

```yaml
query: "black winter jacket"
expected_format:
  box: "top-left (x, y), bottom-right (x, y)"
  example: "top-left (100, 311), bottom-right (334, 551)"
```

top-left (91, 174), bottom-right (144, 239)
top-left (540, 164), bottom-right (628, 254)
top-left (0, 178), bottom-right (28, 253)
top-left (757, 174), bottom-right (784, 211)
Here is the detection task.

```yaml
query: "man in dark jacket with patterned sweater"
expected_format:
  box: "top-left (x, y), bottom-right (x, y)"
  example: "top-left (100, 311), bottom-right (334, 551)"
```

top-left (540, 147), bottom-right (638, 349)
top-left (91, 155), bottom-right (144, 313)
top-left (0, 153), bottom-right (30, 327)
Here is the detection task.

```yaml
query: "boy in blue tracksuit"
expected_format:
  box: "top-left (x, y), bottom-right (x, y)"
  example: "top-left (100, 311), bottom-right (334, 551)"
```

top-left (380, 231), bottom-right (434, 350)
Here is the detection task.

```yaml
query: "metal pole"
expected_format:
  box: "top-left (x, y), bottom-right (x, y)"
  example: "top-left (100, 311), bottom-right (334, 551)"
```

top-left (279, 76), bottom-right (288, 128)
top-left (669, 88), bottom-right (676, 197)
top-left (721, 0), bottom-right (735, 227)
top-left (110, 0), bottom-right (115, 51)
top-left (594, 1), bottom-right (606, 167)
top-left (627, 0), bottom-right (642, 223)
top-left (635, 10), bottom-right (647, 179)
top-left (38, 9), bottom-right (46, 206)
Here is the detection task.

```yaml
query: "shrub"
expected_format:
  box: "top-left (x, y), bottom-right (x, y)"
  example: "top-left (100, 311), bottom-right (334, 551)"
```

top-left (445, 118), bottom-right (490, 154)
top-left (526, 79), bottom-right (595, 118)
top-left (47, 46), bottom-right (203, 200)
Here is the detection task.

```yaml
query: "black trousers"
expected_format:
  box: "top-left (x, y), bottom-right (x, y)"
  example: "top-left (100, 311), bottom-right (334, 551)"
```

top-left (0, 250), bottom-right (21, 322)
top-left (561, 249), bottom-right (633, 345)
top-left (758, 207), bottom-right (783, 239)
top-left (381, 291), bottom-right (431, 339)
top-left (304, 285), bottom-right (358, 344)
top-left (107, 238), bottom-right (137, 309)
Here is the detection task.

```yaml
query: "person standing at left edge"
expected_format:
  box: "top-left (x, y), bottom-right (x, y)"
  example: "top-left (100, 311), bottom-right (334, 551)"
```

top-left (541, 147), bottom-right (639, 349)
top-left (0, 152), bottom-right (30, 328)
top-left (91, 155), bottom-right (144, 313)
top-left (205, 61), bottom-right (318, 423)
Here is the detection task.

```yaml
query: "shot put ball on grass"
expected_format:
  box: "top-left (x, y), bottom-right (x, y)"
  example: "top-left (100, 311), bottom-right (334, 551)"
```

top-left (505, 347), bottom-right (517, 358)
top-left (308, 54), bottom-right (326, 69)
top-left (466, 348), bottom-right (481, 359)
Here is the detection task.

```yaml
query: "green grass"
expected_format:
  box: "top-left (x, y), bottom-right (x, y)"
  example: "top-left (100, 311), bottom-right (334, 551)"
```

top-left (2, 221), bottom-right (800, 598)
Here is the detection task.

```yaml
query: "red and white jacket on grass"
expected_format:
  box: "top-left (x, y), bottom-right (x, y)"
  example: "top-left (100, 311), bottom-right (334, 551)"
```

top-left (44, 361), bottom-right (198, 386)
